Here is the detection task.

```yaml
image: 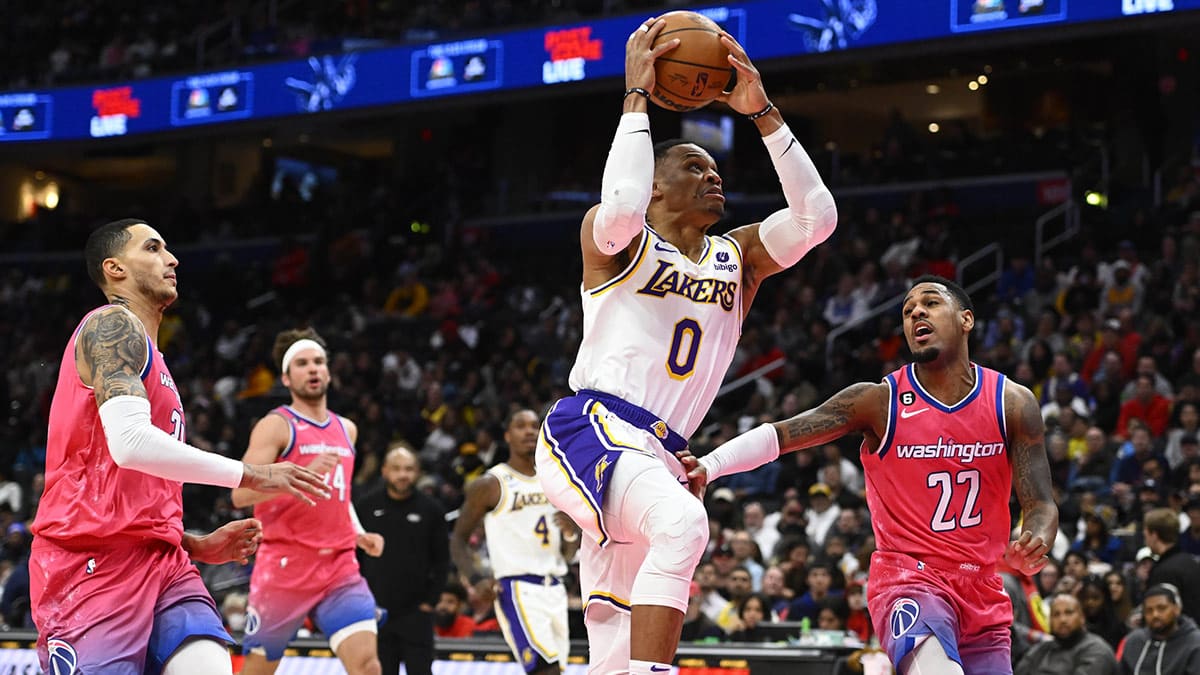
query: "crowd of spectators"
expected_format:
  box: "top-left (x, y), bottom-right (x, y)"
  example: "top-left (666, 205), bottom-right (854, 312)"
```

top-left (0, 0), bottom-right (685, 89)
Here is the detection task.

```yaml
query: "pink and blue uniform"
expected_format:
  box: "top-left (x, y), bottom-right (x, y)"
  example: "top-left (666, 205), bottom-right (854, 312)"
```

top-left (863, 363), bottom-right (1014, 674)
top-left (242, 406), bottom-right (376, 660)
top-left (31, 305), bottom-right (232, 674)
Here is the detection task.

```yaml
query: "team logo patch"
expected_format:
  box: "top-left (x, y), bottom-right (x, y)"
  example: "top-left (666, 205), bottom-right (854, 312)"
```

top-left (651, 421), bottom-right (669, 440)
top-left (47, 638), bottom-right (78, 675)
top-left (245, 607), bottom-right (262, 636)
top-left (595, 454), bottom-right (612, 493)
top-left (522, 647), bottom-right (534, 664)
top-left (890, 598), bottom-right (921, 639)
top-left (900, 391), bottom-right (915, 406)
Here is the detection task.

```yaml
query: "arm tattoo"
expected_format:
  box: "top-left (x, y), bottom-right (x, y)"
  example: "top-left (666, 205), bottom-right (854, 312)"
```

top-left (1009, 386), bottom-right (1058, 539)
top-left (78, 308), bottom-right (149, 406)
top-left (779, 382), bottom-right (876, 451)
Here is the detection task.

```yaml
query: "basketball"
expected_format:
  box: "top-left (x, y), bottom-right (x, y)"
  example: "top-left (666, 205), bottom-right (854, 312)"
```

top-left (650, 11), bottom-right (733, 112)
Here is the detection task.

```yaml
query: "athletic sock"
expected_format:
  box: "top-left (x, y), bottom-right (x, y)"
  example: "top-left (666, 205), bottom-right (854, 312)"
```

top-left (630, 659), bottom-right (673, 675)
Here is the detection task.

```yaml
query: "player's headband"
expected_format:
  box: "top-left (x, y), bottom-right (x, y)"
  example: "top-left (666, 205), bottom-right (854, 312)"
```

top-left (281, 338), bottom-right (326, 374)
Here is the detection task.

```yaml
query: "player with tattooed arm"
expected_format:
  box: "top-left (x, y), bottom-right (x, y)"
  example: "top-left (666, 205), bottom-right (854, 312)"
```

top-left (688, 275), bottom-right (1057, 675)
top-left (31, 219), bottom-right (330, 675)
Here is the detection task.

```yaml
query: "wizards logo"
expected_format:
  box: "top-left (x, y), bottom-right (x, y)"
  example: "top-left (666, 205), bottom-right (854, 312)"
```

top-left (890, 598), bottom-right (920, 639)
top-left (47, 638), bottom-right (78, 675)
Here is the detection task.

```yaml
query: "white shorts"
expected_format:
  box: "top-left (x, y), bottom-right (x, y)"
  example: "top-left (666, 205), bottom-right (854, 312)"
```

top-left (494, 578), bottom-right (570, 672)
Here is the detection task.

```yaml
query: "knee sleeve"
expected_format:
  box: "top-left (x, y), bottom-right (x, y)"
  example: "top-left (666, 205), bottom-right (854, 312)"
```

top-left (162, 638), bottom-right (233, 675)
top-left (630, 497), bottom-right (708, 612)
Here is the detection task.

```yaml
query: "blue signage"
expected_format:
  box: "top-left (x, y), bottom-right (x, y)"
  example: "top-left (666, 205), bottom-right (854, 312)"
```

top-left (0, 0), bottom-right (1194, 143)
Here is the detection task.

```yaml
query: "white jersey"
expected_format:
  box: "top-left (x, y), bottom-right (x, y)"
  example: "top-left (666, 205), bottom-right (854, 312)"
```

top-left (484, 463), bottom-right (568, 579)
top-left (568, 227), bottom-right (744, 438)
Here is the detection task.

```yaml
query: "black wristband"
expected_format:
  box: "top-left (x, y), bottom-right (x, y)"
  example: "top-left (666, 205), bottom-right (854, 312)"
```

top-left (747, 101), bottom-right (775, 120)
top-left (624, 87), bottom-right (651, 101)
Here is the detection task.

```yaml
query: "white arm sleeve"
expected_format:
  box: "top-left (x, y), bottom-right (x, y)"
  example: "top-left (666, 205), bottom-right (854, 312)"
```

top-left (348, 501), bottom-right (366, 535)
top-left (698, 423), bottom-right (781, 482)
top-left (758, 123), bottom-right (838, 268)
top-left (99, 395), bottom-right (245, 488)
top-left (592, 112), bottom-right (653, 254)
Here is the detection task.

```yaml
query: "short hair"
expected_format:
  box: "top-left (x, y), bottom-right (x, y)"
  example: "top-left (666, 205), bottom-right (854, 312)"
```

top-left (1145, 583), bottom-right (1182, 607)
top-left (271, 327), bottom-right (326, 374)
top-left (909, 274), bottom-right (974, 313)
top-left (654, 138), bottom-right (713, 166)
top-left (1144, 508), bottom-right (1180, 545)
top-left (443, 581), bottom-right (468, 603)
top-left (503, 408), bottom-right (540, 430)
top-left (84, 219), bottom-right (144, 289)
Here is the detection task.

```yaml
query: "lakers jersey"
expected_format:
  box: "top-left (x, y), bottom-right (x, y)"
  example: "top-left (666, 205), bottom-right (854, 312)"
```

top-left (484, 464), bottom-right (567, 579)
top-left (568, 227), bottom-right (744, 438)
top-left (862, 363), bottom-right (1012, 567)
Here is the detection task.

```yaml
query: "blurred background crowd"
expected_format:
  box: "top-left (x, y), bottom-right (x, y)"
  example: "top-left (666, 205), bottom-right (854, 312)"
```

top-left (0, 0), bottom-right (1199, 669)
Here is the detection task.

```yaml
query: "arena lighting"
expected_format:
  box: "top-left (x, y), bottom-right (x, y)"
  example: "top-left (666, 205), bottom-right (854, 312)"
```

top-left (925, 84), bottom-right (940, 94)
top-left (977, 74), bottom-right (989, 85)
top-left (968, 81), bottom-right (980, 91)
top-left (42, 182), bottom-right (58, 209)
top-left (1084, 191), bottom-right (1108, 208)
top-left (928, 123), bottom-right (940, 133)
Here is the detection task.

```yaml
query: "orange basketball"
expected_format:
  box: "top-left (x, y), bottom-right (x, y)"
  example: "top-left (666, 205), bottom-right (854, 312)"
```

top-left (650, 11), bottom-right (733, 112)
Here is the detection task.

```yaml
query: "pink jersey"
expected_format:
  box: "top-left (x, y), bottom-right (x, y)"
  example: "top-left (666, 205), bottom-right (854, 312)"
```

top-left (861, 363), bottom-right (1011, 569)
top-left (33, 305), bottom-right (186, 549)
top-left (255, 406), bottom-right (357, 555)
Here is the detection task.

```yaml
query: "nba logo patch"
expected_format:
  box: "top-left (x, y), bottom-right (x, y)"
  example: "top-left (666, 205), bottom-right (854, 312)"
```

top-left (890, 598), bottom-right (920, 639)
top-left (47, 638), bottom-right (78, 675)
top-left (900, 391), bottom-right (915, 406)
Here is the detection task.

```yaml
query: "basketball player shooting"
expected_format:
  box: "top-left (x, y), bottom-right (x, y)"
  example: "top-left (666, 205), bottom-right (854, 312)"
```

top-left (536, 15), bottom-right (838, 675)
top-left (688, 276), bottom-right (1058, 674)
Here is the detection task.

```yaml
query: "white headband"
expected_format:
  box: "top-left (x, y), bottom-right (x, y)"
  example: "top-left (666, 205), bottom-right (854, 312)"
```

top-left (281, 338), bottom-right (326, 374)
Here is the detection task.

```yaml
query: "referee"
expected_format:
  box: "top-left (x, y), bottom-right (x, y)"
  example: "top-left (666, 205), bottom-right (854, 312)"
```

top-left (357, 443), bottom-right (450, 675)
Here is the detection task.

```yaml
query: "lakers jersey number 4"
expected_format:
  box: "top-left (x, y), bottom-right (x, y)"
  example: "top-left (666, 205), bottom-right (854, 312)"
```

top-left (484, 464), bottom-right (567, 579)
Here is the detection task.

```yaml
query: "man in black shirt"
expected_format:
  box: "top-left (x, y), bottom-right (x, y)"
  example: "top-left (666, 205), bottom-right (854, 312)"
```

top-left (357, 444), bottom-right (449, 675)
top-left (1144, 507), bottom-right (1200, 621)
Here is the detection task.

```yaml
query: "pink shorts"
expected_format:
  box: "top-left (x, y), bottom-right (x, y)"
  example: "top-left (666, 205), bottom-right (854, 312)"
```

top-left (31, 537), bottom-right (230, 675)
top-left (867, 551), bottom-right (1012, 674)
top-left (244, 546), bottom-right (376, 661)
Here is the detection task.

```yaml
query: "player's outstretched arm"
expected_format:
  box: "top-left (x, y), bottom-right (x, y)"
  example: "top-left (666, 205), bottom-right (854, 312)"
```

top-left (581, 17), bottom-right (678, 287)
top-left (1003, 383), bottom-right (1058, 576)
top-left (450, 473), bottom-right (501, 587)
top-left (690, 381), bottom-right (886, 487)
top-left (80, 306), bottom-right (331, 502)
top-left (721, 33), bottom-right (837, 300)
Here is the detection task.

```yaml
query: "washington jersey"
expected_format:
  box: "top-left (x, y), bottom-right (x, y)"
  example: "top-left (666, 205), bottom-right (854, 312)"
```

top-left (35, 306), bottom-right (187, 548)
top-left (862, 363), bottom-right (1012, 568)
top-left (483, 464), bottom-right (567, 579)
top-left (255, 406), bottom-right (357, 554)
top-left (568, 227), bottom-right (744, 438)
